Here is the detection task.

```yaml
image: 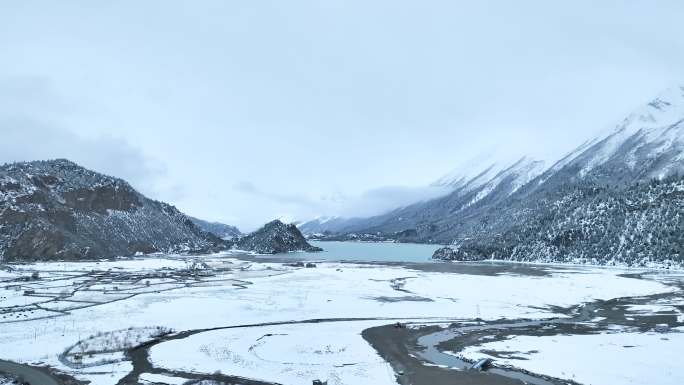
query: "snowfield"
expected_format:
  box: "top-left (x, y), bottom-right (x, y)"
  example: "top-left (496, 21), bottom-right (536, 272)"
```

top-left (400, 268), bottom-right (673, 319)
top-left (150, 321), bottom-right (398, 385)
top-left (459, 331), bottom-right (684, 385)
top-left (139, 373), bottom-right (187, 384)
top-left (0, 254), bottom-right (681, 385)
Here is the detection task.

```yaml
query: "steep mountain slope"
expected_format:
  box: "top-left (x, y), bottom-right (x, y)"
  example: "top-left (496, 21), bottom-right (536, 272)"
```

top-left (236, 220), bottom-right (322, 254)
top-left (539, 86), bottom-right (684, 186)
top-left (430, 86), bottom-right (684, 267)
top-left (298, 216), bottom-right (375, 237)
top-left (309, 86), bottom-right (684, 267)
top-left (297, 216), bottom-right (341, 235)
top-left (0, 159), bottom-right (224, 261)
top-left (300, 156), bottom-right (548, 241)
top-left (433, 156), bottom-right (546, 195)
top-left (189, 217), bottom-right (242, 240)
top-left (435, 176), bottom-right (684, 268)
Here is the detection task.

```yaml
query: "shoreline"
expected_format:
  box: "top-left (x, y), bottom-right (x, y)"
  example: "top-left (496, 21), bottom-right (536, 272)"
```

top-left (4, 242), bottom-right (684, 273)
top-left (363, 275), bottom-right (684, 385)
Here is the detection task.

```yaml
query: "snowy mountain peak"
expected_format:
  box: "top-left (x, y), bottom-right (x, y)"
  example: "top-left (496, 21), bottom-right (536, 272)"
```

top-left (296, 216), bottom-right (339, 227)
top-left (434, 156), bottom-right (546, 194)
top-left (461, 157), bottom-right (546, 206)
top-left (544, 86), bottom-right (684, 180)
top-left (432, 158), bottom-right (498, 189)
top-left (618, 85), bottom-right (684, 135)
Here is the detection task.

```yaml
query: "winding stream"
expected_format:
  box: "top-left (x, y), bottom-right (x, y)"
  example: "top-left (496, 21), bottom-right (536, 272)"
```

top-left (416, 321), bottom-right (570, 385)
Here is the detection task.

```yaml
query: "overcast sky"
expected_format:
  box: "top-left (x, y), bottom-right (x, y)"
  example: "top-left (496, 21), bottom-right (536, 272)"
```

top-left (1, 1), bottom-right (683, 230)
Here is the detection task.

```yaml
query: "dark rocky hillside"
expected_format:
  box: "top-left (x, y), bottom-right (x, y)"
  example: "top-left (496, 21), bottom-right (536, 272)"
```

top-left (237, 220), bottom-right (323, 254)
top-left (0, 159), bottom-right (225, 261)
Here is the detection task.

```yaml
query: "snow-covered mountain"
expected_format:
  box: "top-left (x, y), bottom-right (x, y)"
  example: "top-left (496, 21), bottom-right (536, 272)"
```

top-left (299, 156), bottom-right (548, 239)
top-left (297, 216), bottom-right (339, 235)
top-left (0, 160), bottom-right (315, 261)
top-left (0, 159), bottom-right (226, 261)
top-left (434, 156), bottom-right (545, 192)
top-left (309, 86), bottom-right (684, 267)
top-left (189, 217), bottom-right (242, 240)
top-left (297, 216), bottom-right (373, 236)
top-left (434, 156), bottom-right (547, 206)
top-left (542, 86), bottom-right (684, 184)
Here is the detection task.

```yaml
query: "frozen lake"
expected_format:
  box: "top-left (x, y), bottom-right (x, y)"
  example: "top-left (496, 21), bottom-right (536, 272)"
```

top-left (273, 240), bottom-right (443, 263)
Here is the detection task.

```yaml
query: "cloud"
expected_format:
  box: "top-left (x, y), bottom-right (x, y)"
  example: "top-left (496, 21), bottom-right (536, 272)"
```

top-left (341, 185), bottom-right (451, 217)
top-left (0, 77), bottom-right (166, 196)
top-left (232, 181), bottom-right (259, 194)
top-left (233, 180), bottom-right (451, 222)
top-left (233, 180), bottom-right (317, 206)
top-left (3, 2), bottom-right (683, 230)
top-left (0, 117), bottom-right (165, 194)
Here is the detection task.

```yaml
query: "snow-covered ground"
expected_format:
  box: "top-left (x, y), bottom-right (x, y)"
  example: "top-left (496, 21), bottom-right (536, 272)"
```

top-left (9, 256), bottom-right (190, 272)
top-left (459, 330), bottom-right (684, 385)
top-left (401, 268), bottom-right (672, 319)
top-left (139, 373), bottom-right (187, 384)
top-left (150, 321), bottom-right (397, 385)
top-left (0, 255), bottom-right (681, 385)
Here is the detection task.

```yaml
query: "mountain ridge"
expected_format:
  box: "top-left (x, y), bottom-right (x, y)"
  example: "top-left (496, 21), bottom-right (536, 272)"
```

top-left (301, 86), bottom-right (684, 267)
top-left (0, 159), bottom-right (225, 261)
top-left (189, 216), bottom-right (242, 240)
top-left (0, 159), bottom-right (320, 261)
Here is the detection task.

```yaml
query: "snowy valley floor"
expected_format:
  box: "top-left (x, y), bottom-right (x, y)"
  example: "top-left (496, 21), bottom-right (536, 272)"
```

top-left (0, 253), bottom-right (683, 385)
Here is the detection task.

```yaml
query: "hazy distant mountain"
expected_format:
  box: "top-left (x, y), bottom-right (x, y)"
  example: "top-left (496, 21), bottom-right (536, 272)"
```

top-left (189, 217), bottom-right (241, 240)
top-left (308, 86), bottom-right (684, 267)
top-left (300, 156), bottom-right (549, 240)
top-left (298, 216), bottom-right (369, 236)
top-left (0, 159), bottom-right (225, 261)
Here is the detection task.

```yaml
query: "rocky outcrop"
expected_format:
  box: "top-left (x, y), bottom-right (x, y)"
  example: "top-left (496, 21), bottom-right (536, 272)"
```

top-left (236, 220), bottom-right (323, 254)
top-left (0, 159), bottom-right (225, 261)
top-left (432, 246), bottom-right (492, 262)
top-left (432, 247), bottom-right (458, 260)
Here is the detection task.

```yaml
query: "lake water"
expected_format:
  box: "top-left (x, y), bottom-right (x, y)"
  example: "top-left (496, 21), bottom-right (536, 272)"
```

top-left (281, 241), bottom-right (443, 263)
